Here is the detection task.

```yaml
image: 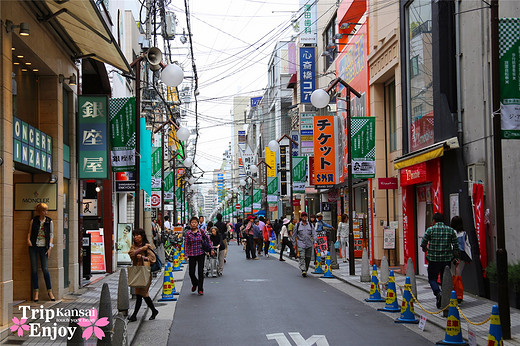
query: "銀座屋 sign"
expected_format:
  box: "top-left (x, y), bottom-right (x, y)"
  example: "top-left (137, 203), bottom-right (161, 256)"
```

top-left (79, 95), bottom-right (109, 179)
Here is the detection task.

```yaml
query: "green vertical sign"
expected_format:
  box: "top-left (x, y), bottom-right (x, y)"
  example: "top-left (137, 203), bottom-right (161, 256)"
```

top-left (151, 147), bottom-right (162, 177)
top-left (292, 156), bottom-right (307, 193)
top-left (164, 172), bottom-right (173, 202)
top-left (253, 189), bottom-right (262, 209)
top-left (499, 18), bottom-right (520, 139)
top-left (351, 117), bottom-right (376, 178)
top-left (78, 95), bottom-right (108, 179)
top-left (109, 97), bottom-right (136, 171)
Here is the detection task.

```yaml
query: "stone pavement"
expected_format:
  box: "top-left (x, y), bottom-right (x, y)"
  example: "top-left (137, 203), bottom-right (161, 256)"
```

top-left (1, 256), bottom-right (186, 345)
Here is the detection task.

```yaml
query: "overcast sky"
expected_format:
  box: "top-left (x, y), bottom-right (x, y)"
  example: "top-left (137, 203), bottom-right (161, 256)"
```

top-left (168, 0), bottom-right (298, 183)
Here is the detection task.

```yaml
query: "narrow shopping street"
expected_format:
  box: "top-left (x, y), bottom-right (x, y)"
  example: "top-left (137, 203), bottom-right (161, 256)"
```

top-left (133, 243), bottom-right (439, 346)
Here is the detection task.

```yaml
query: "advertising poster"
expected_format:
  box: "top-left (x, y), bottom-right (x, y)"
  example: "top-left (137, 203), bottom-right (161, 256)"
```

top-left (109, 97), bottom-right (136, 171)
top-left (499, 18), bottom-right (520, 139)
top-left (116, 223), bottom-right (133, 264)
top-left (316, 231), bottom-right (328, 254)
top-left (87, 230), bottom-right (106, 272)
top-left (351, 117), bottom-right (376, 178)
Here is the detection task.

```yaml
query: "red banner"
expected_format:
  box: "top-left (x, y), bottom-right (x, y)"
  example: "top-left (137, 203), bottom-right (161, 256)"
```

top-left (472, 183), bottom-right (487, 273)
top-left (402, 186), bottom-right (415, 269)
top-left (378, 177), bottom-right (398, 190)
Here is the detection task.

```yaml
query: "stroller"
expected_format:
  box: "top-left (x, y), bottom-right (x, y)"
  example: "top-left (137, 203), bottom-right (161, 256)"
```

top-left (205, 246), bottom-right (219, 277)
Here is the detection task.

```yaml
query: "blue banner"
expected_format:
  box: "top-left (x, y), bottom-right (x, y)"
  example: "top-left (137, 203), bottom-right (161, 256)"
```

top-left (299, 47), bottom-right (316, 104)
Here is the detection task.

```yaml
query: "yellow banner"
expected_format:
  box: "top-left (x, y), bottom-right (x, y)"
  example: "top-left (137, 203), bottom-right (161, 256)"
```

top-left (266, 147), bottom-right (276, 177)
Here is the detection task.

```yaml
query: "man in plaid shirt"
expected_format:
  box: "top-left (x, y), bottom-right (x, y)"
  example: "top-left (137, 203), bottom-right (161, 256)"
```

top-left (421, 213), bottom-right (460, 308)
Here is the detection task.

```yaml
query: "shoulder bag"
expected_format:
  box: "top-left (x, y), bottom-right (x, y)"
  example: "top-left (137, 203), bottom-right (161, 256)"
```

top-left (128, 265), bottom-right (151, 288)
top-left (150, 248), bottom-right (163, 273)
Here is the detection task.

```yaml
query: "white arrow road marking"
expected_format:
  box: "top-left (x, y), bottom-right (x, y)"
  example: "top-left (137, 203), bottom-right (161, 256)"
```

top-left (266, 333), bottom-right (292, 346)
top-left (266, 333), bottom-right (329, 346)
top-left (289, 332), bottom-right (329, 346)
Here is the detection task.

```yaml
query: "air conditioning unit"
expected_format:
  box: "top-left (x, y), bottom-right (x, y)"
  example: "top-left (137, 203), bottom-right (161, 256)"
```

top-left (467, 163), bottom-right (485, 196)
top-left (164, 12), bottom-right (176, 40)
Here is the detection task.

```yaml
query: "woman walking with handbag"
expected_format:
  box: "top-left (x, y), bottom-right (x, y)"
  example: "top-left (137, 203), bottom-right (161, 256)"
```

top-left (128, 228), bottom-right (159, 322)
top-left (185, 216), bottom-right (211, 295)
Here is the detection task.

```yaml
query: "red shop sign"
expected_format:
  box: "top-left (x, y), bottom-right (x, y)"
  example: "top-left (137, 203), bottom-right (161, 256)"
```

top-left (400, 162), bottom-right (427, 186)
top-left (378, 177), bottom-right (398, 190)
top-left (292, 199), bottom-right (301, 206)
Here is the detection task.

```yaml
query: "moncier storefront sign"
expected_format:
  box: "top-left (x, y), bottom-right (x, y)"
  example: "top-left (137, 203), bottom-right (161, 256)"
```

top-left (14, 183), bottom-right (57, 211)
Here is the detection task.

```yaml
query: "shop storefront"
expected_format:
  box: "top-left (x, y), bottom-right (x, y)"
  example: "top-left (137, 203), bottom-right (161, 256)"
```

top-left (398, 158), bottom-right (443, 275)
top-left (0, 0), bottom-right (129, 327)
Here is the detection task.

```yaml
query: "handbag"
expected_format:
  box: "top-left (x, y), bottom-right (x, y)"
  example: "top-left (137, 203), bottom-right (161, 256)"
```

top-left (128, 265), bottom-right (151, 288)
top-left (334, 240), bottom-right (340, 249)
top-left (452, 264), bottom-right (463, 301)
top-left (200, 232), bottom-right (212, 253)
top-left (150, 248), bottom-right (163, 273)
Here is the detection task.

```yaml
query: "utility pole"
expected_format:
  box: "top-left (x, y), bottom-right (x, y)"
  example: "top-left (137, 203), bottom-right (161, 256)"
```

top-left (491, 0), bottom-right (510, 338)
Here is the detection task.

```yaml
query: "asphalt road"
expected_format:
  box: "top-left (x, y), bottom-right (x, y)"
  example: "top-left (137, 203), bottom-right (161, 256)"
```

top-left (166, 242), bottom-right (436, 346)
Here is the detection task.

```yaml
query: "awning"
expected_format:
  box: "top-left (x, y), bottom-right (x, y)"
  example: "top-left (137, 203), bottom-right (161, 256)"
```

top-left (287, 73), bottom-right (297, 88)
top-left (393, 137), bottom-right (459, 170)
top-left (34, 0), bottom-right (131, 73)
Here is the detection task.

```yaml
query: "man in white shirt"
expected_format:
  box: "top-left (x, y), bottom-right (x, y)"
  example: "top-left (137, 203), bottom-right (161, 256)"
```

top-left (164, 215), bottom-right (172, 232)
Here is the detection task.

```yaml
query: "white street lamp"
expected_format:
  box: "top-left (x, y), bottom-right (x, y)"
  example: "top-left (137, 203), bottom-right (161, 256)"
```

top-left (188, 177), bottom-right (196, 185)
top-left (268, 139), bottom-right (280, 152)
top-left (250, 164), bottom-right (259, 174)
top-left (176, 126), bottom-right (190, 141)
top-left (183, 157), bottom-right (193, 168)
top-left (161, 63), bottom-right (184, 87)
top-left (240, 179), bottom-right (246, 187)
top-left (310, 88), bottom-right (330, 108)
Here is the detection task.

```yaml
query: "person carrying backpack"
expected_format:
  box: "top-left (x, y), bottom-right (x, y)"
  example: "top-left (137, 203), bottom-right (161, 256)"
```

top-left (292, 212), bottom-right (317, 277)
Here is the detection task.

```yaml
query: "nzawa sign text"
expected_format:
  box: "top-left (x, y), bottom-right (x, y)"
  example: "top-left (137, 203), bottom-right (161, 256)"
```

top-left (313, 116), bottom-right (336, 186)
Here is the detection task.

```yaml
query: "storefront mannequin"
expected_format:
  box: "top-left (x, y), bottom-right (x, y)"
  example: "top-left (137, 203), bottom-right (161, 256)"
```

top-left (27, 203), bottom-right (55, 302)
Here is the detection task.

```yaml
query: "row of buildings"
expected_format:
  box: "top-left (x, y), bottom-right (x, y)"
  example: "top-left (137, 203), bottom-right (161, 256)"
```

top-left (227, 0), bottom-right (520, 300)
top-left (0, 0), bottom-right (196, 331)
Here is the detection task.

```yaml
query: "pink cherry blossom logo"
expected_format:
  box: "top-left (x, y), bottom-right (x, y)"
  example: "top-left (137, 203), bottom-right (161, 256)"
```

top-left (11, 317), bottom-right (30, 337)
top-left (77, 308), bottom-right (109, 340)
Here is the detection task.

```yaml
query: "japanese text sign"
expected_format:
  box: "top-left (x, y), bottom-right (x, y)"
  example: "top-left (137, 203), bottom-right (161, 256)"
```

top-left (109, 97), bottom-right (136, 172)
top-left (313, 116), bottom-right (336, 186)
top-left (299, 47), bottom-right (316, 104)
top-left (351, 117), bottom-right (375, 178)
top-left (299, 0), bottom-right (317, 44)
top-left (78, 95), bottom-right (108, 179)
top-left (499, 18), bottom-right (520, 139)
